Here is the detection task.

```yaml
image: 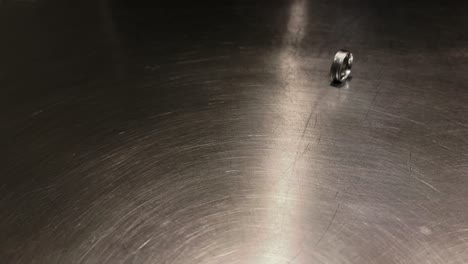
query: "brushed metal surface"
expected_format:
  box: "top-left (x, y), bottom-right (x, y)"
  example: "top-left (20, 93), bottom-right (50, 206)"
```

top-left (1, 0), bottom-right (468, 263)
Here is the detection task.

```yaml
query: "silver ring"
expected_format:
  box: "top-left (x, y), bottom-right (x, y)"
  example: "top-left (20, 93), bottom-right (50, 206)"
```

top-left (330, 50), bottom-right (353, 83)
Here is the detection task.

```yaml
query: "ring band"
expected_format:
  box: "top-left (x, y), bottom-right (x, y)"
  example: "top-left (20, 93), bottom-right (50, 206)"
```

top-left (330, 50), bottom-right (353, 83)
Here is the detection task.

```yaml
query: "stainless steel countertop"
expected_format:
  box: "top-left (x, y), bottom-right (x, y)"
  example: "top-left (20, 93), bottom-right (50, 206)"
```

top-left (1, 0), bottom-right (468, 263)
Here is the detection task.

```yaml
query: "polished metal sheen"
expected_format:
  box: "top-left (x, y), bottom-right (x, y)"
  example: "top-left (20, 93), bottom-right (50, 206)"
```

top-left (330, 50), bottom-right (353, 83)
top-left (1, 0), bottom-right (468, 263)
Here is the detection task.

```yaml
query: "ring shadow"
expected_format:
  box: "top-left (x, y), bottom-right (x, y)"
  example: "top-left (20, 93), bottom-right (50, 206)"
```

top-left (330, 76), bottom-right (352, 88)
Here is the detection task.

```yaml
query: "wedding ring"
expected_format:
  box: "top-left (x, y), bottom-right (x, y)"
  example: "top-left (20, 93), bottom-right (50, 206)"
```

top-left (330, 50), bottom-right (353, 82)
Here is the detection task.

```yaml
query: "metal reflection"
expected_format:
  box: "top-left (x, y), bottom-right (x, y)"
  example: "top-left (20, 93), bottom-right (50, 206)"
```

top-left (259, 0), bottom-right (309, 262)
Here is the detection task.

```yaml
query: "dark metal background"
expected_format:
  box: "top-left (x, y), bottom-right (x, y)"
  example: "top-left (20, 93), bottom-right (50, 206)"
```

top-left (1, 0), bottom-right (468, 263)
